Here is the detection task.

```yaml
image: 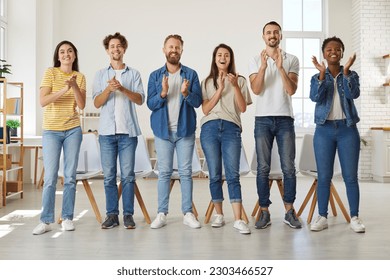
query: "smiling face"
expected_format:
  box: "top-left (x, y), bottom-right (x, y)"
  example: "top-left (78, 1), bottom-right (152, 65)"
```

top-left (107, 38), bottom-right (125, 62)
top-left (163, 37), bottom-right (183, 65)
top-left (323, 40), bottom-right (344, 65)
top-left (58, 44), bottom-right (76, 66)
top-left (215, 47), bottom-right (231, 72)
top-left (262, 23), bottom-right (282, 48)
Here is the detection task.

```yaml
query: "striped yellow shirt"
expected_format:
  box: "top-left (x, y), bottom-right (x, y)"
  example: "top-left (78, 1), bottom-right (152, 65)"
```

top-left (40, 67), bottom-right (86, 131)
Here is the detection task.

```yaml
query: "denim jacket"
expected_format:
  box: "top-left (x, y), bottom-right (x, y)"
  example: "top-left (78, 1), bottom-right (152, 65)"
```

top-left (147, 64), bottom-right (202, 139)
top-left (310, 66), bottom-right (360, 126)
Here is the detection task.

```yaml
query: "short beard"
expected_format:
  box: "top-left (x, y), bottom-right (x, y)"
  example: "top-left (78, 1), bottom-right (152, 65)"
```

top-left (268, 39), bottom-right (279, 48)
top-left (166, 53), bottom-right (181, 65)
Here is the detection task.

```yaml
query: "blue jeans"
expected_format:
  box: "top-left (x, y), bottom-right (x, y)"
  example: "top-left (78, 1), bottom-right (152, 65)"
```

top-left (200, 120), bottom-right (242, 203)
top-left (154, 132), bottom-right (195, 214)
top-left (41, 126), bottom-right (82, 223)
top-left (314, 120), bottom-right (360, 217)
top-left (99, 134), bottom-right (138, 216)
top-left (254, 116), bottom-right (296, 207)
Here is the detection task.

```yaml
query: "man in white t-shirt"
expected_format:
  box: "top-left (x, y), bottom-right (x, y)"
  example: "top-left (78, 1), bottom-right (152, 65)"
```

top-left (248, 21), bottom-right (302, 230)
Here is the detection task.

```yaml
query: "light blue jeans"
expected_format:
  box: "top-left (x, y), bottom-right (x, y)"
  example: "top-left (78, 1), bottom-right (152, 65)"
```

top-left (200, 120), bottom-right (242, 203)
top-left (314, 120), bottom-right (361, 217)
top-left (99, 134), bottom-right (138, 216)
top-left (40, 126), bottom-right (82, 223)
top-left (154, 132), bottom-right (195, 214)
top-left (254, 116), bottom-right (297, 208)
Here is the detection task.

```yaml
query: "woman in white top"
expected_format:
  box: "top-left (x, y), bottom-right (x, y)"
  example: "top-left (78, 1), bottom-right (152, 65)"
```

top-left (200, 43), bottom-right (252, 234)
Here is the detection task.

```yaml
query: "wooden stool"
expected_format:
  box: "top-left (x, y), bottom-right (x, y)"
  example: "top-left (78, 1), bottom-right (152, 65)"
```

top-left (296, 179), bottom-right (351, 224)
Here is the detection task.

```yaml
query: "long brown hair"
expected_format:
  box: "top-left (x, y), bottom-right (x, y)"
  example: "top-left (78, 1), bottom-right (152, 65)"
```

top-left (53, 40), bottom-right (79, 71)
top-left (205, 43), bottom-right (236, 90)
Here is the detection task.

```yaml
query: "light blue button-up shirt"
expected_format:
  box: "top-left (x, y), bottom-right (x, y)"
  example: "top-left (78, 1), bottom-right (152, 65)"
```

top-left (92, 65), bottom-right (145, 136)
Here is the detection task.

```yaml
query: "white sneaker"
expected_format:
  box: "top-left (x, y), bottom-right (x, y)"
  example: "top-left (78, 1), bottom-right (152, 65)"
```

top-left (310, 216), bottom-right (328, 231)
top-left (32, 223), bottom-right (51, 235)
top-left (150, 213), bottom-right (167, 229)
top-left (350, 216), bottom-right (365, 233)
top-left (233, 219), bottom-right (251, 234)
top-left (183, 212), bottom-right (201, 229)
top-left (211, 214), bottom-right (225, 228)
top-left (62, 219), bottom-right (75, 231)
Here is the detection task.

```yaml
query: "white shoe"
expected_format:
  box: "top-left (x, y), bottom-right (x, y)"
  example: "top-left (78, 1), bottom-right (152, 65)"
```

top-left (32, 223), bottom-right (51, 235)
top-left (310, 216), bottom-right (328, 231)
top-left (211, 214), bottom-right (225, 228)
top-left (62, 219), bottom-right (75, 231)
top-left (183, 212), bottom-right (201, 229)
top-left (150, 213), bottom-right (167, 229)
top-left (350, 216), bottom-right (365, 233)
top-left (233, 220), bottom-right (251, 234)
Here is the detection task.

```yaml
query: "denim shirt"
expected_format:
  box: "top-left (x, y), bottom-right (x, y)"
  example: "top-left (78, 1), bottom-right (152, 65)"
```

top-left (92, 65), bottom-right (145, 136)
top-left (310, 66), bottom-right (360, 126)
top-left (147, 64), bottom-right (202, 139)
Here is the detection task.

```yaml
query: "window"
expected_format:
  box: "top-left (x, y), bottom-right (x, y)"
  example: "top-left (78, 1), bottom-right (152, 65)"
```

top-left (282, 0), bottom-right (325, 129)
top-left (0, 0), bottom-right (7, 60)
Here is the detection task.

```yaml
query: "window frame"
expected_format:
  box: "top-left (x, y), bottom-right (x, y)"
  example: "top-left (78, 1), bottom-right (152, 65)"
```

top-left (282, 0), bottom-right (326, 133)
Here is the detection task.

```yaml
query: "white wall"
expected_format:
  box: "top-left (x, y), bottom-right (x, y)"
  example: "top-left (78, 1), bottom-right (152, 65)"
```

top-left (54, 0), bottom-right (282, 158)
top-left (13, 0), bottom-right (390, 180)
top-left (351, 0), bottom-right (390, 179)
top-left (7, 0), bottom-right (37, 135)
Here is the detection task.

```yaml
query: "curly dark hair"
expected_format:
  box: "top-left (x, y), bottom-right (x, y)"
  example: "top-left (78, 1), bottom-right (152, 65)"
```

top-left (322, 36), bottom-right (345, 53)
top-left (103, 32), bottom-right (128, 50)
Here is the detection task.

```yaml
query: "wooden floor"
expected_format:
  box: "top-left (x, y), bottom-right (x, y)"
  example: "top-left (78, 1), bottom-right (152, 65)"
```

top-left (0, 176), bottom-right (389, 260)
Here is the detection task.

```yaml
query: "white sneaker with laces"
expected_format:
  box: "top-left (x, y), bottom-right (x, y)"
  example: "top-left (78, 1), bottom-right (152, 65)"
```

top-left (183, 212), bottom-right (201, 229)
top-left (233, 220), bottom-right (251, 234)
top-left (350, 216), bottom-right (365, 233)
top-left (211, 214), bottom-right (225, 228)
top-left (62, 219), bottom-right (75, 231)
top-left (150, 213), bottom-right (167, 229)
top-left (310, 216), bottom-right (328, 231)
top-left (32, 223), bottom-right (51, 235)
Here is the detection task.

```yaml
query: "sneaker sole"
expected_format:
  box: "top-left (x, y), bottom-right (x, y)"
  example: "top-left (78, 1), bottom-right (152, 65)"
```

top-left (183, 223), bottom-right (201, 229)
top-left (211, 222), bottom-right (225, 228)
top-left (255, 221), bottom-right (271, 229)
top-left (310, 224), bottom-right (328, 231)
top-left (351, 227), bottom-right (365, 233)
top-left (283, 219), bottom-right (302, 229)
top-left (150, 223), bottom-right (166, 229)
top-left (63, 227), bottom-right (75, 231)
top-left (235, 228), bottom-right (251, 234)
top-left (101, 223), bottom-right (119, 229)
top-left (32, 229), bottom-right (51, 235)
top-left (124, 225), bottom-right (136, 229)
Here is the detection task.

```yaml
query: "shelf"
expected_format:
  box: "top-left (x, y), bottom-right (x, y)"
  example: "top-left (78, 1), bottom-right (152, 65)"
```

top-left (5, 190), bottom-right (23, 199)
top-left (5, 166), bottom-right (24, 173)
top-left (0, 77), bottom-right (24, 207)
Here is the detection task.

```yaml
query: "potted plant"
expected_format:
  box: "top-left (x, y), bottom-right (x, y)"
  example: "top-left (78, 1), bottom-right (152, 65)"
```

top-left (0, 59), bottom-right (12, 78)
top-left (6, 119), bottom-right (20, 136)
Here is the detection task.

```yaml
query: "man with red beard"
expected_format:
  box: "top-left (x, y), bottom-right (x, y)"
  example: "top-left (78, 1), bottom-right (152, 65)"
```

top-left (147, 34), bottom-right (202, 229)
top-left (248, 21), bottom-right (302, 230)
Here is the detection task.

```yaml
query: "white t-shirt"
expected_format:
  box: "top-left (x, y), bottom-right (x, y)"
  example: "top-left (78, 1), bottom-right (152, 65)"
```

top-left (114, 69), bottom-right (128, 134)
top-left (327, 74), bottom-right (345, 120)
top-left (167, 70), bottom-right (181, 132)
top-left (248, 50), bottom-right (299, 118)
